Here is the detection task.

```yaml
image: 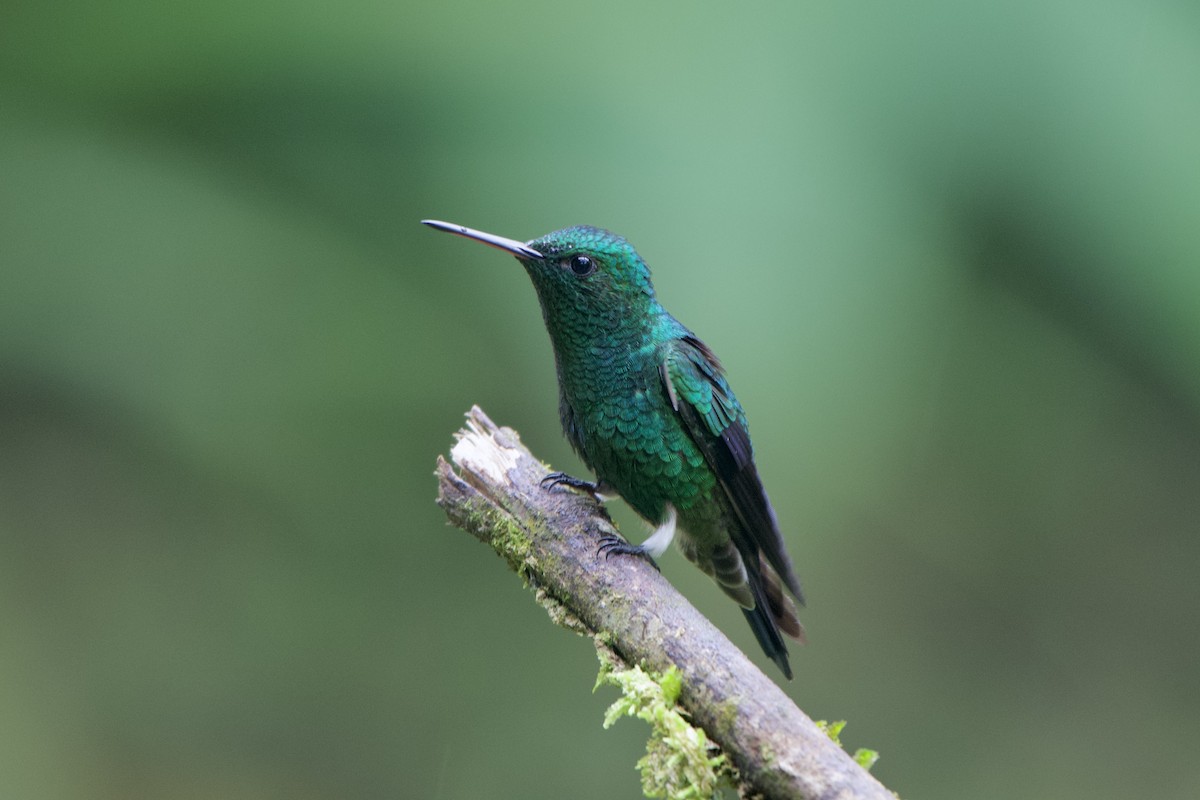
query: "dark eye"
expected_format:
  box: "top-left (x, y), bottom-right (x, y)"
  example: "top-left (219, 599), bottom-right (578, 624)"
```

top-left (568, 255), bottom-right (594, 276)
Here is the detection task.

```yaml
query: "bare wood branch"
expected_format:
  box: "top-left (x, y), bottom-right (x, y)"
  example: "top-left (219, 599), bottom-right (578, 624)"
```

top-left (436, 406), bottom-right (894, 800)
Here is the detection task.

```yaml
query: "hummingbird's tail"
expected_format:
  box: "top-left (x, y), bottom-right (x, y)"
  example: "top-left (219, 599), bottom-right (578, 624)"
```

top-left (742, 579), bottom-right (793, 680)
top-left (742, 556), bottom-right (805, 680)
top-left (681, 537), bottom-right (805, 678)
top-left (760, 555), bottom-right (806, 644)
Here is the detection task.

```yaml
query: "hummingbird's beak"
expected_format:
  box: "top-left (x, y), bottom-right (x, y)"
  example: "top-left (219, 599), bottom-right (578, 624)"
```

top-left (421, 220), bottom-right (544, 260)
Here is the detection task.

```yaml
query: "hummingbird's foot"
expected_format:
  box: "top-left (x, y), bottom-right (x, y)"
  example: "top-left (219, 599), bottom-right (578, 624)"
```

top-left (597, 533), bottom-right (661, 571)
top-left (540, 472), bottom-right (617, 501)
top-left (540, 471), bottom-right (597, 492)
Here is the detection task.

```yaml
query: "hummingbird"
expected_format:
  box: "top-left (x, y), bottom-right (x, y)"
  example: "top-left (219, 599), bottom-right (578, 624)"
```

top-left (423, 219), bottom-right (805, 678)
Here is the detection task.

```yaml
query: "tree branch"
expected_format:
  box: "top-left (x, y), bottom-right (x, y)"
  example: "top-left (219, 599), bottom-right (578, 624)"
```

top-left (436, 406), bottom-right (894, 800)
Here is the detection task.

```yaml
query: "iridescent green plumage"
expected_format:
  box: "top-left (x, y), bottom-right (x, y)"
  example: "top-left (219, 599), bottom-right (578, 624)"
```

top-left (423, 220), bottom-right (805, 678)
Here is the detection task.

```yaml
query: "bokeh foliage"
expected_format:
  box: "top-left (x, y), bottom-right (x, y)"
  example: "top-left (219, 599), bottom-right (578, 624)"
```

top-left (2, 2), bottom-right (1198, 798)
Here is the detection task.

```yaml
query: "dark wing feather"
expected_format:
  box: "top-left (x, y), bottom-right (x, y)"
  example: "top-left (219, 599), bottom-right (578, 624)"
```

top-left (661, 335), bottom-right (804, 603)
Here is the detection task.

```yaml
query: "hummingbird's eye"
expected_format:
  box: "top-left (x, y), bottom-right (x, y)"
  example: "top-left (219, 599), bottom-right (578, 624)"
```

top-left (568, 255), bottom-right (595, 276)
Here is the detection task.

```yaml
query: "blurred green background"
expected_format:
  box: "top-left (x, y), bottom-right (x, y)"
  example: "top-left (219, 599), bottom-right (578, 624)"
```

top-left (2, 1), bottom-right (1199, 798)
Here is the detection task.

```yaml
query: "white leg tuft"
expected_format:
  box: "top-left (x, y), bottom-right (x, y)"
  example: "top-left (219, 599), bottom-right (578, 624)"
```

top-left (641, 504), bottom-right (677, 558)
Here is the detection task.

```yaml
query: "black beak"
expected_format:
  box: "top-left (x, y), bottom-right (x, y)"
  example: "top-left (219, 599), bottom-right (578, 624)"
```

top-left (421, 220), bottom-right (544, 260)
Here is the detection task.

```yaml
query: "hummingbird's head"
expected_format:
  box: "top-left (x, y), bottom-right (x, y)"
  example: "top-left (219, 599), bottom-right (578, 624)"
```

top-left (522, 225), bottom-right (656, 318)
top-left (422, 220), bottom-right (659, 334)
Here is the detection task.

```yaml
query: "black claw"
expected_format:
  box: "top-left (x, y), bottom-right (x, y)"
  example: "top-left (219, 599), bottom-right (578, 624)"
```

top-left (596, 534), bottom-right (661, 571)
top-left (540, 471), bottom-right (598, 493)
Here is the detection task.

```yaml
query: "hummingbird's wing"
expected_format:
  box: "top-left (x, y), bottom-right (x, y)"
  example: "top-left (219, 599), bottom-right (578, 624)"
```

top-left (661, 335), bottom-right (806, 678)
top-left (660, 335), bottom-right (805, 604)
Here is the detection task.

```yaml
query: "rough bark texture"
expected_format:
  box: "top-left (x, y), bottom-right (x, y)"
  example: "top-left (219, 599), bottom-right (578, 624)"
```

top-left (436, 406), bottom-right (894, 800)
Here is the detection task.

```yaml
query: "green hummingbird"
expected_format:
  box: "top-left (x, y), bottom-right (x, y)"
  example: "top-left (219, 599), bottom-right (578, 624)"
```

top-left (423, 219), bottom-right (805, 678)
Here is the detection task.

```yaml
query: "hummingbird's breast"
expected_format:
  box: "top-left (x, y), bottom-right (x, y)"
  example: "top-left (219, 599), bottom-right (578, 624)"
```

top-left (553, 337), bottom-right (718, 525)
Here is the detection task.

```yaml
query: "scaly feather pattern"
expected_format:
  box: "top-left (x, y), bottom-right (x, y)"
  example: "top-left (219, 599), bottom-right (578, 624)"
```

top-left (423, 219), bottom-right (806, 679)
